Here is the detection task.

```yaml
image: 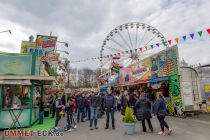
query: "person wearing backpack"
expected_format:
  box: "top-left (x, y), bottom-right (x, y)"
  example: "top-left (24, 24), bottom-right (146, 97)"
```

top-left (154, 92), bottom-right (172, 135)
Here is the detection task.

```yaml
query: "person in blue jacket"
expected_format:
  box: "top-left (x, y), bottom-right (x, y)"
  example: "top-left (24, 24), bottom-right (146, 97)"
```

top-left (154, 92), bottom-right (172, 135)
top-left (104, 88), bottom-right (116, 130)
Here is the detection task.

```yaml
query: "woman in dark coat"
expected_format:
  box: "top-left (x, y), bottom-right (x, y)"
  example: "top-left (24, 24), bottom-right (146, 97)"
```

top-left (135, 93), bottom-right (153, 132)
top-left (154, 92), bottom-right (172, 135)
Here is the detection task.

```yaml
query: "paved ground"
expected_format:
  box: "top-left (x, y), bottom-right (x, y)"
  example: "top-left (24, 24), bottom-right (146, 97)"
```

top-left (1, 112), bottom-right (210, 140)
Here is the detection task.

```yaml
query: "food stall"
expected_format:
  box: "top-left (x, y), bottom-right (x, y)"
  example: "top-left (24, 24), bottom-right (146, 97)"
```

top-left (0, 53), bottom-right (55, 129)
top-left (117, 45), bottom-right (183, 115)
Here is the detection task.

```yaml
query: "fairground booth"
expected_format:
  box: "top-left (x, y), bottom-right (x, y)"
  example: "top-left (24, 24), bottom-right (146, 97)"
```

top-left (117, 45), bottom-right (182, 115)
top-left (0, 53), bottom-right (55, 129)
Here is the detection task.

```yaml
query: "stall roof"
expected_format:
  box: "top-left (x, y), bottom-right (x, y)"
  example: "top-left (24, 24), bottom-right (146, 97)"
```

top-left (0, 75), bottom-right (56, 85)
top-left (0, 75), bottom-right (55, 81)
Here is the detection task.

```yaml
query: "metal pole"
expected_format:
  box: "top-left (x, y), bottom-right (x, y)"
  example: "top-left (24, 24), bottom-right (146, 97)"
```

top-left (67, 68), bottom-right (70, 88)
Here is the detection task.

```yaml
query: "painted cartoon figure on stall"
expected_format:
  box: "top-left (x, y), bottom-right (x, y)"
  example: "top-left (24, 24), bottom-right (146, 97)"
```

top-left (151, 58), bottom-right (159, 78)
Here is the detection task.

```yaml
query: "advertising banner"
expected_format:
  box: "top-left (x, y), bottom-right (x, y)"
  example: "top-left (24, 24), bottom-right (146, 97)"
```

top-left (119, 46), bottom-right (178, 85)
top-left (36, 35), bottom-right (57, 51)
top-left (21, 41), bottom-right (44, 57)
top-left (204, 85), bottom-right (210, 111)
top-left (182, 82), bottom-right (194, 106)
top-left (38, 53), bottom-right (60, 62)
top-left (20, 41), bottom-right (37, 53)
top-left (0, 53), bottom-right (34, 75)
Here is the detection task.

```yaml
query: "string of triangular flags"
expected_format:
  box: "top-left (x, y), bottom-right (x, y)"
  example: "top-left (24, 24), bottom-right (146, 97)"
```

top-left (70, 28), bottom-right (210, 63)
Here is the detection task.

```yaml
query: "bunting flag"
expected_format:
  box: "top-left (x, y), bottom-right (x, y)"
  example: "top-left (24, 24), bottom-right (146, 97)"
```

top-left (126, 51), bottom-right (129, 54)
top-left (168, 40), bottom-right (172, 45)
top-left (150, 45), bottom-right (153, 48)
top-left (175, 38), bottom-right (179, 43)
top-left (162, 41), bottom-right (167, 46)
top-left (190, 33), bottom-right (194, 39)
top-left (130, 50), bottom-right (132, 53)
top-left (207, 28), bottom-right (210, 34)
top-left (135, 48), bottom-right (137, 52)
top-left (118, 52), bottom-right (120, 56)
top-left (139, 48), bottom-right (142, 52)
top-left (144, 46), bottom-right (148, 50)
top-left (198, 31), bottom-right (203, 37)
top-left (182, 36), bottom-right (187, 40)
top-left (156, 43), bottom-right (159, 47)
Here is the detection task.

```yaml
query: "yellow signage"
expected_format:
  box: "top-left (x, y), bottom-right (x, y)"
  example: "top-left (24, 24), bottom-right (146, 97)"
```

top-left (204, 85), bottom-right (210, 93)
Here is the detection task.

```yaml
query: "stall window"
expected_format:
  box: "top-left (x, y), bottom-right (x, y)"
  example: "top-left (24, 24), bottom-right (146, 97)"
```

top-left (2, 85), bottom-right (30, 109)
top-left (33, 86), bottom-right (41, 106)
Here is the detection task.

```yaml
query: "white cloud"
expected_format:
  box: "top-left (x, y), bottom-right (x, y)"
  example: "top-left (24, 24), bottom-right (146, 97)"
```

top-left (0, 0), bottom-right (210, 69)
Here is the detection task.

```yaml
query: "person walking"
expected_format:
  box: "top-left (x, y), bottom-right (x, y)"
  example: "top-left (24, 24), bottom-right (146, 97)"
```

top-left (154, 92), bottom-right (172, 135)
top-left (121, 91), bottom-right (129, 116)
top-left (65, 97), bottom-right (74, 131)
top-left (85, 93), bottom-right (91, 120)
top-left (77, 93), bottom-right (85, 123)
top-left (104, 88), bottom-right (116, 130)
top-left (135, 93), bottom-right (153, 132)
top-left (55, 96), bottom-right (63, 130)
top-left (51, 94), bottom-right (57, 118)
top-left (116, 93), bottom-right (121, 112)
top-left (90, 91), bottom-right (101, 130)
top-left (49, 94), bottom-right (54, 114)
top-left (38, 99), bottom-right (45, 124)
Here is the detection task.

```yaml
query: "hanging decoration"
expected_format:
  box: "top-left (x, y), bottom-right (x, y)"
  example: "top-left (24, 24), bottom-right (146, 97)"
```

top-left (206, 28), bottom-right (210, 34)
top-left (182, 36), bottom-right (187, 41)
top-left (198, 31), bottom-right (203, 37)
top-left (70, 28), bottom-right (210, 63)
top-left (168, 40), bottom-right (172, 45)
top-left (190, 33), bottom-right (194, 39)
top-left (175, 38), bottom-right (179, 44)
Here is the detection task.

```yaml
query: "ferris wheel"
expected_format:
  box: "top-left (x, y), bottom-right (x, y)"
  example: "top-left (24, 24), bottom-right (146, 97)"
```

top-left (100, 22), bottom-right (169, 73)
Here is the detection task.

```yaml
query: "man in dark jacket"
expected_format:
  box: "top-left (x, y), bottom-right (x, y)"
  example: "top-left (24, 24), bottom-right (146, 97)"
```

top-left (90, 92), bottom-right (101, 130)
top-left (65, 97), bottom-right (74, 131)
top-left (55, 96), bottom-right (63, 130)
top-left (38, 99), bottom-right (45, 124)
top-left (104, 88), bottom-right (116, 130)
top-left (61, 93), bottom-right (66, 106)
top-left (85, 94), bottom-right (91, 120)
top-left (51, 94), bottom-right (57, 118)
top-left (121, 91), bottom-right (129, 115)
top-left (77, 93), bottom-right (85, 123)
top-left (135, 93), bottom-right (153, 132)
top-left (129, 91), bottom-right (139, 115)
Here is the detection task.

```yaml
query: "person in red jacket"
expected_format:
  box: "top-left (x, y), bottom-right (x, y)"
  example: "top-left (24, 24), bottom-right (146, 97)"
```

top-left (72, 97), bottom-right (76, 112)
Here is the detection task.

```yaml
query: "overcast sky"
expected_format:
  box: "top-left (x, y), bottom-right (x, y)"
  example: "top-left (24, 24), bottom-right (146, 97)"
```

top-left (0, 0), bottom-right (210, 69)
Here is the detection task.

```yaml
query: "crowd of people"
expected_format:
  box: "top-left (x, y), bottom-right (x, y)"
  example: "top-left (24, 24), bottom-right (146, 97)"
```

top-left (39, 87), bottom-right (173, 136)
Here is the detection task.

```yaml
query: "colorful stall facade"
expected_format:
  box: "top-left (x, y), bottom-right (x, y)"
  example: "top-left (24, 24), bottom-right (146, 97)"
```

top-left (118, 45), bottom-right (182, 115)
top-left (0, 52), bottom-right (55, 129)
